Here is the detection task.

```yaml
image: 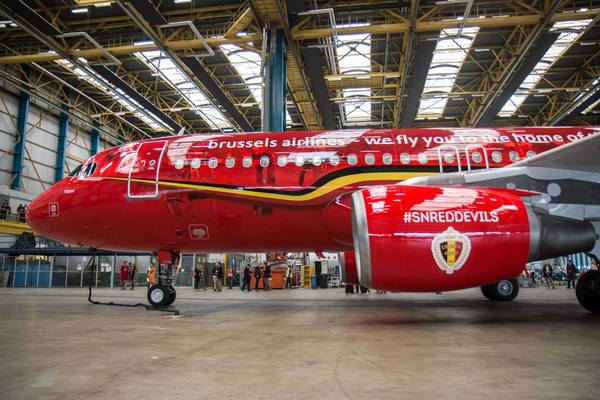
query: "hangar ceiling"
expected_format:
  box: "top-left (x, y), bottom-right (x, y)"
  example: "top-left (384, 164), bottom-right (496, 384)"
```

top-left (0, 0), bottom-right (598, 141)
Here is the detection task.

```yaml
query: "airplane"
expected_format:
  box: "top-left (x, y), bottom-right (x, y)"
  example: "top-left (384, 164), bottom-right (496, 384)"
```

top-left (26, 126), bottom-right (600, 312)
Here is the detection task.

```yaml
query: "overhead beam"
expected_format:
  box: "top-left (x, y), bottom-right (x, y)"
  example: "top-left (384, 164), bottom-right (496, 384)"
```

top-left (224, 7), bottom-right (254, 38)
top-left (399, 39), bottom-right (436, 128)
top-left (263, 29), bottom-right (287, 132)
top-left (301, 47), bottom-right (336, 130)
top-left (292, 9), bottom-right (599, 39)
top-left (551, 85), bottom-right (600, 126)
top-left (0, 34), bottom-right (261, 65)
top-left (181, 57), bottom-right (253, 132)
top-left (475, 32), bottom-right (560, 127)
top-left (91, 65), bottom-right (181, 132)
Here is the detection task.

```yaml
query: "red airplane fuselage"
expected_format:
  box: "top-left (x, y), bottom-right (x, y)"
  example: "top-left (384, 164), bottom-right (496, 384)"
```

top-left (27, 127), bottom-right (595, 255)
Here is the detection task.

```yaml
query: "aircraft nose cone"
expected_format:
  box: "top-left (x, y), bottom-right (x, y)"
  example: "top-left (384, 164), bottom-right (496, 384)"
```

top-left (27, 191), bottom-right (58, 237)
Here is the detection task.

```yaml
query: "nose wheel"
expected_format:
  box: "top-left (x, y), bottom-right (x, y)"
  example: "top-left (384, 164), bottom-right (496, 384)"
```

top-left (148, 255), bottom-right (178, 307)
top-left (576, 270), bottom-right (600, 314)
top-left (147, 284), bottom-right (176, 307)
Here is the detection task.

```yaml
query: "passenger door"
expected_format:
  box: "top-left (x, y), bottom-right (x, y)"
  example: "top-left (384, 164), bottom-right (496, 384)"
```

top-left (127, 140), bottom-right (168, 199)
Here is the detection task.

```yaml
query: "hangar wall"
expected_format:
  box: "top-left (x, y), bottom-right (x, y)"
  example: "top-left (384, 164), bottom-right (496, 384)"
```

top-left (0, 87), bottom-right (114, 197)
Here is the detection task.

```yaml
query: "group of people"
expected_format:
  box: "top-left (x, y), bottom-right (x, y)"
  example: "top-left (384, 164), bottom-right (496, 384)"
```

top-left (539, 261), bottom-right (578, 289)
top-left (119, 261), bottom-right (137, 290)
top-left (192, 262), bottom-right (234, 292)
top-left (240, 261), bottom-right (274, 291)
top-left (0, 201), bottom-right (27, 223)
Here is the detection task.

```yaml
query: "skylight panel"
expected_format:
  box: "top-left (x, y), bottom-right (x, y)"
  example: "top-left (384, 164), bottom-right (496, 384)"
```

top-left (417, 27), bottom-right (479, 119)
top-left (337, 26), bottom-right (372, 122)
top-left (499, 19), bottom-right (592, 117)
top-left (135, 50), bottom-right (232, 130)
top-left (221, 44), bottom-right (262, 107)
top-left (55, 59), bottom-right (169, 132)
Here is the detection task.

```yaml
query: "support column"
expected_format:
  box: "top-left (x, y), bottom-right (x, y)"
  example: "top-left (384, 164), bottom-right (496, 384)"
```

top-left (263, 28), bottom-right (287, 132)
top-left (55, 104), bottom-right (69, 182)
top-left (90, 119), bottom-right (100, 156)
top-left (10, 67), bottom-right (31, 191)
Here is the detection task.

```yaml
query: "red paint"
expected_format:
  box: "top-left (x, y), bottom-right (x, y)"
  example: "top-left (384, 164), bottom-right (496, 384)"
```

top-left (353, 185), bottom-right (531, 291)
top-left (26, 127), bottom-right (597, 291)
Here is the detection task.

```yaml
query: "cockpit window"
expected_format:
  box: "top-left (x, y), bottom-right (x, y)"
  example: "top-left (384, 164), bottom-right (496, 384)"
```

top-left (68, 164), bottom-right (83, 177)
top-left (79, 162), bottom-right (97, 177)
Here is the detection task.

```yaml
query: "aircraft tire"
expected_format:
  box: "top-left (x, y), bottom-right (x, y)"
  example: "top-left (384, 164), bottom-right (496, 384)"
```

top-left (481, 279), bottom-right (519, 301)
top-left (148, 284), bottom-right (170, 307)
top-left (163, 286), bottom-right (176, 306)
top-left (576, 270), bottom-right (600, 314)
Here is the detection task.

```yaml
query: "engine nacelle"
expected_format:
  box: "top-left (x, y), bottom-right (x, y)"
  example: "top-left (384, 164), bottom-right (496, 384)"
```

top-left (351, 185), bottom-right (595, 292)
top-left (339, 251), bottom-right (359, 285)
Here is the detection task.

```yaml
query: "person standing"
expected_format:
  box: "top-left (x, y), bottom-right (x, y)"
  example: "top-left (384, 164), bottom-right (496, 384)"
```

top-left (263, 262), bottom-right (271, 291)
top-left (566, 261), bottom-right (577, 289)
top-left (216, 262), bottom-right (224, 292)
top-left (193, 265), bottom-right (201, 291)
top-left (129, 262), bottom-right (137, 290)
top-left (212, 264), bottom-right (218, 291)
top-left (119, 261), bottom-right (129, 290)
top-left (241, 265), bottom-right (251, 292)
top-left (543, 263), bottom-right (555, 289)
top-left (0, 200), bottom-right (10, 220)
top-left (16, 204), bottom-right (24, 222)
top-left (147, 262), bottom-right (156, 287)
top-left (198, 264), bottom-right (207, 291)
top-left (226, 265), bottom-right (234, 289)
top-left (254, 264), bottom-right (262, 291)
top-left (285, 264), bottom-right (293, 289)
top-left (530, 270), bottom-right (536, 288)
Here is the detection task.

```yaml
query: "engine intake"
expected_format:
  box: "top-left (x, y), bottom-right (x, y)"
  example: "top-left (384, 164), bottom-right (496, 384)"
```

top-left (351, 185), bottom-right (595, 292)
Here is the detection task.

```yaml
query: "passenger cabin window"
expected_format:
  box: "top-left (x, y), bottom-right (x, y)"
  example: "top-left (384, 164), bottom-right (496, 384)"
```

top-left (243, 156), bottom-right (252, 168)
top-left (226, 157), bottom-right (235, 168)
top-left (259, 156), bottom-right (269, 167)
top-left (418, 153), bottom-right (428, 164)
top-left (208, 158), bottom-right (218, 168)
top-left (383, 153), bottom-right (393, 165)
top-left (509, 151), bottom-right (519, 162)
top-left (312, 155), bottom-right (322, 166)
top-left (191, 158), bottom-right (201, 169)
top-left (277, 156), bottom-right (287, 167)
top-left (491, 151), bottom-right (502, 163)
top-left (347, 154), bottom-right (357, 165)
top-left (365, 154), bottom-right (375, 165)
top-left (330, 155), bottom-right (340, 166)
top-left (400, 153), bottom-right (410, 164)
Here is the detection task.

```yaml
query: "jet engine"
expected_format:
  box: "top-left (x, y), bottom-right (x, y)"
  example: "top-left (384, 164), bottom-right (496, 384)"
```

top-left (350, 185), bottom-right (596, 292)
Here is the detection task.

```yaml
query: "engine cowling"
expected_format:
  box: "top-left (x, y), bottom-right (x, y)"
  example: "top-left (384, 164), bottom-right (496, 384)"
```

top-left (350, 185), bottom-right (596, 292)
top-left (339, 251), bottom-right (359, 285)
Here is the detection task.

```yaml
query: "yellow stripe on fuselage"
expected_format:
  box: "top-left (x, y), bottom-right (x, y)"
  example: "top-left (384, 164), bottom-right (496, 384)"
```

top-left (106, 172), bottom-right (432, 203)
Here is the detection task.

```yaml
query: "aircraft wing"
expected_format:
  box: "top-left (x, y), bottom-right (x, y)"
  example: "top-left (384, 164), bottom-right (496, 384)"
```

top-left (510, 130), bottom-right (600, 173)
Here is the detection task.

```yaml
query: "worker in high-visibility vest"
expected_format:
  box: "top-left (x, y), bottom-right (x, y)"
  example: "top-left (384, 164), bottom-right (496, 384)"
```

top-left (147, 263), bottom-right (156, 287)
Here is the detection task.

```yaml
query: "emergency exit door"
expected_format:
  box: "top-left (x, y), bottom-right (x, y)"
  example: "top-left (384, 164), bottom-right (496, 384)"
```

top-left (127, 140), bottom-right (167, 198)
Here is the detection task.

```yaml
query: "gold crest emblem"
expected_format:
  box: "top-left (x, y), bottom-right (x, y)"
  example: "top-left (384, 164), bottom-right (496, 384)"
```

top-left (431, 227), bottom-right (471, 274)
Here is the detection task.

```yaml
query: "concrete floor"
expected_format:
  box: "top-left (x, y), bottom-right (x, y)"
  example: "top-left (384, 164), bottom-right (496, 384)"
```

top-left (1, 286), bottom-right (599, 400)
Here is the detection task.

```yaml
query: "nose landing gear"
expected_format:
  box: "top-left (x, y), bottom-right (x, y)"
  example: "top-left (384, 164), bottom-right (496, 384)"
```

top-left (148, 252), bottom-right (179, 307)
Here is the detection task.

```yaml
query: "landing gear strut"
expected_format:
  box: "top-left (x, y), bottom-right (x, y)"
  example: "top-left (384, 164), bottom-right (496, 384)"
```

top-left (147, 252), bottom-right (178, 307)
top-left (576, 270), bottom-right (600, 314)
top-left (481, 278), bottom-right (519, 302)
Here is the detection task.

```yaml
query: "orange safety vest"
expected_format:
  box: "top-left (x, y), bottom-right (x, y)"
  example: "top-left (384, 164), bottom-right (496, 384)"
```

top-left (147, 267), bottom-right (156, 285)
